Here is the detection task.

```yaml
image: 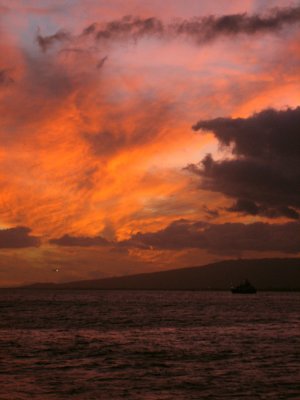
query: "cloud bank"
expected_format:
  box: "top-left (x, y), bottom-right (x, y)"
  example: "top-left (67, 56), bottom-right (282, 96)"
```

top-left (37, 5), bottom-right (300, 51)
top-left (50, 234), bottom-right (110, 247)
top-left (123, 219), bottom-right (300, 255)
top-left (49, 217), bottom-right (300, 255)
top-left (190, 107), bottom-right (300, 219)
top-left (0, 227), bottom-right (40, 248)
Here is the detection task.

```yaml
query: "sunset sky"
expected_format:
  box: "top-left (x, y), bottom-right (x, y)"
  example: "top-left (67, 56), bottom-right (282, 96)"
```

top-left (0, 0), bottom-right (299, 286)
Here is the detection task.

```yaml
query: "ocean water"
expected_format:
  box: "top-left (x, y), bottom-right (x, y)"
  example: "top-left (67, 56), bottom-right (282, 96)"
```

top-left (0, 290), bottom-right (299, 400)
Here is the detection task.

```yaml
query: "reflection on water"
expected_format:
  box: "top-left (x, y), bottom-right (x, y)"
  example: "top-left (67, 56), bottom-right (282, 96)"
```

top-left (0, 290), bottom-right (299, 399)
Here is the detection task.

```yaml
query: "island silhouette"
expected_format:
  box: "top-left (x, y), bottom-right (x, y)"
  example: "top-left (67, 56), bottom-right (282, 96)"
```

top-left (18, 258), bottom-right (300, 291)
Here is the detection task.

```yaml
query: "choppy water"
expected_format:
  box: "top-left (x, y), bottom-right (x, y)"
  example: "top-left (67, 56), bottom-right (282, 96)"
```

top-left (0, 290), bottom-right (299, 399)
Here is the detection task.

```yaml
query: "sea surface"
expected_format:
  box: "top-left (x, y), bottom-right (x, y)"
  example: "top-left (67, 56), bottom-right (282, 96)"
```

top-left (0, 290), bottom-right (299, 399)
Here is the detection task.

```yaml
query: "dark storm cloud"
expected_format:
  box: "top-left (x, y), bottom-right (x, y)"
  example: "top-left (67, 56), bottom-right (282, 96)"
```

top-left (192, 107), bottom-right (300, 158)
top-left (172, 5), bottom-right (300, 43)
top-left (202, 205), bottom-right (219, 219)
top-left (0, 227), bottom-right (40, 248)
top-left (87, 7), bottom-right (300, 43)
top-left (123, 219), bottom-right (300, 255)
top-left (38, 5), bottom-right (300, 51)
top-left (94, 16), bottom-right (164, 41)
top-left (50, 218), bottom-right (300, 255)
top-left (37, 16), bottom-right (164, 52)
top-left (36, 29), bottom-right (71, 52)
top-left (262, 206), bottom-right (299, 220)
top-left (227, 198), bottom-right (260, 216)
top-left (227, 199), bottom-right (299, 220)
top-left (123, 219), bottom-right (207, 250)
top-left (190, 107), bottom-right (300, 219)
top-left (50, 234), bottom-right (110, 247)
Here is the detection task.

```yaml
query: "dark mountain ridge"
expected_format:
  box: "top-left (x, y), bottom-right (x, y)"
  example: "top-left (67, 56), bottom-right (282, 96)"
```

top-left (19, 258), bottom-right (300, 290)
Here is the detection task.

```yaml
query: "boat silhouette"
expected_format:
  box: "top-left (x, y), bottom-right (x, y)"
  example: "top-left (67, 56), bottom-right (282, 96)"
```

top-left (231, 279), bottom-right (257, 294)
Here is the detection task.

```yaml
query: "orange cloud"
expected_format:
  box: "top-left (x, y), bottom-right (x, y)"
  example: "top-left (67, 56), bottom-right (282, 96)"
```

top-left (0, 1), bottom-right (299, 285)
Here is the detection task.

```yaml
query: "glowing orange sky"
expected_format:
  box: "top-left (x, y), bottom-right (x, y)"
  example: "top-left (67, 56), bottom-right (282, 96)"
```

top-left (0, 0), bottom-right (299, 286)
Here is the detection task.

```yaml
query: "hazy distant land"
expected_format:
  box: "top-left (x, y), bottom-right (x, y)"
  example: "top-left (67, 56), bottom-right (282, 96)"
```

top-left (18, 258), bottom-right (300, 291)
